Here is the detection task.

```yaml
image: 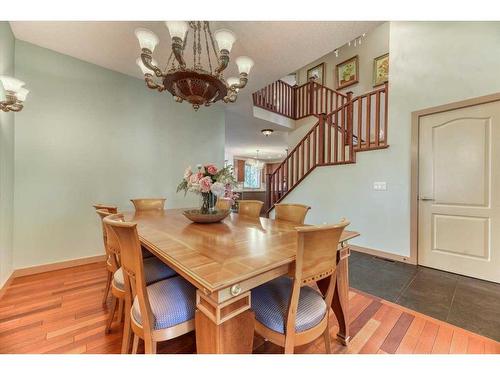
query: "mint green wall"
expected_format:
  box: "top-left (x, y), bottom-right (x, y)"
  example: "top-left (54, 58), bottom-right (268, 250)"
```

top-left (0, 22), bottom-right (15, 286)
top-left (13, 40), bottom-right (225, 269)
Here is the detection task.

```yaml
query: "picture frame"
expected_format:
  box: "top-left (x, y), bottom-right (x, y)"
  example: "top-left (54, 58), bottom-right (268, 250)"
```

top-left (307, 63), bottom-right (325, 85)
top-left (335, 55), bottom-right (359, 90)
top-left (373, 53), bottom-right (389, 87)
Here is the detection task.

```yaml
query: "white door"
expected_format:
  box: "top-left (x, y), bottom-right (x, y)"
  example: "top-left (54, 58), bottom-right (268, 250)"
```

top-left (418, 100), bottom-right (500, 283)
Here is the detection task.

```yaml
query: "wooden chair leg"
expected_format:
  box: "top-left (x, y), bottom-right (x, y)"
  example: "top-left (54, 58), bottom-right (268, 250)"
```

top-left (284, 336), bottom-right (295, 354)
top-left (121, 300), bottom-right (132, 354)
top-left (102, 271), bottom-right (112, 305)
top-left (117, 298), bottom-right (124, 324)
top-left (144, 339), bottom-right (155, 354)
top-left (105, 296), bottom-right (118, 333)
top-left (323, 315), bottom-right (332, 354)
top-left (132, 334), bottom-right (140, 354)
top-left (152, 341), bottom-right (157, 354)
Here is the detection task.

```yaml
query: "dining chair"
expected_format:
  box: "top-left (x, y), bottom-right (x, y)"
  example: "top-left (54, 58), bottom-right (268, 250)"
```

top-left (215, 197), bottom-right (232, 211)
top-left (93, 204), bottom-right (118, 305)
top-left (130, 198), bottom-right (166, 211)
top-left (103, 213), bottom-right (196, 354)
top-left (238, 200), bottom-right (264, 218)
top-left (274, 203), bottom-right (311, 225)
top-left (96, 210), bottom-right (177, 334)
top-left (252, 219), bottom-right (350, 354)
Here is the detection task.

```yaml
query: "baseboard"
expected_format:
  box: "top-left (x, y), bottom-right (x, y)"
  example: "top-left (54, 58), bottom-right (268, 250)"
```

top-left (350, 245), bottom-right (415, 265)
top-left (0, 272), bottom-right (15, 301)
top-left (12, 254), bottom-right (106, 278)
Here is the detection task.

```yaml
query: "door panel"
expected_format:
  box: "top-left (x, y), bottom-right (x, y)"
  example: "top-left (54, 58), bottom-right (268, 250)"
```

top-left (418, 100), bottom-right (500, 282)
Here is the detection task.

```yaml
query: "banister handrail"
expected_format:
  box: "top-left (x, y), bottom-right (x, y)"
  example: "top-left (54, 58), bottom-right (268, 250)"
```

top-left (264, 82), bottom-right (389, 214)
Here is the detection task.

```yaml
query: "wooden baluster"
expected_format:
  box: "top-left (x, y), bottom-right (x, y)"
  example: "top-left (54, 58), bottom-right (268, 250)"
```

top-left (308, 81), bottom-right (314, 116)
top-left (318, 116), bottom-right (325, 165)
top-left (357, 98), bottom-right (362, 149)
top-left (334, 108), bottom-right (338, 163)
top-left (366, 93), bottom-right (371, 149)
top-left (320, 86), bottom-right (324, 114)
top-left (384, 82), bottom-right (388, 145)
top-left (340, 103), bottom-right (345, 162)
top-left (313, 126), bottom-right (317, 166)
top-left (375, 90), bottom-right (381, 147)
top-left (306, 135), bottom-right (310, 171)
top-left (301, 142), bottom-right (305, 177)
top-left (336, 93), bottom-right (339, 111)
top-left (295, 148), bottom-right (299, 183)
top-left (327, 113), bottom-right (332, 163)
top-left (345, 92), bottom-right (353, 161)
top-left (266, 173), bottom-right (272, 209)
top-left (290, 154), bottom-right (294, 187)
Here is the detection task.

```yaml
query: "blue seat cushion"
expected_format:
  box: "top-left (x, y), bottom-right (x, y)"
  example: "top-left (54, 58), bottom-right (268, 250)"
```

top-left (252, 276), bottom-right (327, 334)
top-left (132, 276), bottom-right (196, 330)
top-left (113, 257), bottom-right (176, 290)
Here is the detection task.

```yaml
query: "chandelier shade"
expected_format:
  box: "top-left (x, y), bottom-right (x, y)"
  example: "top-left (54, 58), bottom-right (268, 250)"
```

top-left (0, 75), bottom-right (29, 112)
top-left (134, 21), bottom-right (254, 110)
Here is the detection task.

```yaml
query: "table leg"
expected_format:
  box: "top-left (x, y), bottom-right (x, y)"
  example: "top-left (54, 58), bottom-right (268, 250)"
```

top-left (195, 290), bottom-right (255, 354)
top-left (317, 245), bottom-right (351, 346)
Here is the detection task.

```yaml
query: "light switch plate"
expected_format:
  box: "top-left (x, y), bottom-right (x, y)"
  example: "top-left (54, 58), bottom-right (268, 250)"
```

top-left (373, 181), bottom-right (387, 191)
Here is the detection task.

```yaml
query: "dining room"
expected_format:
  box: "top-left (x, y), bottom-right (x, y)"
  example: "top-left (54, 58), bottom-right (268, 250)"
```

top-left (1, 1), bottom-right (500, 374)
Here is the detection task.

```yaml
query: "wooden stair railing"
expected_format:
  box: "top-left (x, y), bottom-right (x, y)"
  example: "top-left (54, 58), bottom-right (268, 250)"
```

top-left (265, 83), bottom-right (388, 213)
top-left (252, 80), bottom-right (348, 120)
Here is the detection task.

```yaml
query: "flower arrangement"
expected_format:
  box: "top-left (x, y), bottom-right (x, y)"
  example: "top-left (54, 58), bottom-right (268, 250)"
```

top-left (177, 164), bottom-right (239, 213)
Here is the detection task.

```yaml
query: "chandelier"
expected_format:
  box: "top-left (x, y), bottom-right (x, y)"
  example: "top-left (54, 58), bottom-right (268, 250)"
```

top-left (245, 150), bottom-right (264, 170)
top-left (0, 76), bottom-right (29, 112)
top-left (134, 21), bottom-right (254, 111)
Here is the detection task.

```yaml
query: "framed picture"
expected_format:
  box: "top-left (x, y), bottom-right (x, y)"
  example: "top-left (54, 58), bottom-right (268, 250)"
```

top-left (335, 55), bottom-right (359, 90)
top-left (373, 53), bottom-right (389, 87)
top-left (307, 63), bottom-right (325, 85)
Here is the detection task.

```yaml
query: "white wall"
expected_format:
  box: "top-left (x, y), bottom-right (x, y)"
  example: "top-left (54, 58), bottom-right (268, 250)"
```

top-left (13, 41), bottom-right (225, 269)
top-left (278, 21), bottom-right (500, 257)
top-left (0, 21), bottom-right (15, 287)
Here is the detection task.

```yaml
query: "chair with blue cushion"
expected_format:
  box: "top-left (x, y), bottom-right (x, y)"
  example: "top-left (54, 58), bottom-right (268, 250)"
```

top-left (98, 211), bottom-right (177, 335)
top-left (252, 219), bottom-right (350, 354)
top-left (104, 213), bottom-right (196, 354)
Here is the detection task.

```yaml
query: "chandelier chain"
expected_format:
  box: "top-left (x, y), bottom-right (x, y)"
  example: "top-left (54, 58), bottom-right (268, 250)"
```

top-left (203, 22), bottom-right (213, 74)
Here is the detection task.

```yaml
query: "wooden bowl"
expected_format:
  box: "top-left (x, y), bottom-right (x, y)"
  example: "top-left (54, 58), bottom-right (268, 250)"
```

top-left (183, 209), bottom-right (230, 224)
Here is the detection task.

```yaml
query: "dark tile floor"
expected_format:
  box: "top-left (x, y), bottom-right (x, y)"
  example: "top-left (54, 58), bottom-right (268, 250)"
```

top-left (349, 250), bottom-right (500, 342)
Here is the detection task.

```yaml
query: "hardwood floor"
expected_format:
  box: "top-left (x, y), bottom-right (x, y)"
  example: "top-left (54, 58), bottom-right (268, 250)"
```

top-left (0, 261), bottom-right (498, 354)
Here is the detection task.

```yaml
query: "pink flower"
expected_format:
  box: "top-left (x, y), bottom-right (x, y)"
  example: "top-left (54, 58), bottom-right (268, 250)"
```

top-left (199, 176), bottom-right (212, 193)
top-left (184, 166), bottom-right (192, 180)
top-left (206, 164), bottom-right (218, 175)
top-left (189, 173), bottom-right (201, 184)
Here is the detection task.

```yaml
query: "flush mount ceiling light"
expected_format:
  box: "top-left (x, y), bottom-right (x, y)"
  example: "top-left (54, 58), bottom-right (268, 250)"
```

top-left (0, 76), bottom-right (29, 112)
top-left (261, 129), bottom-right (274, 136)
top-left (135, 21), bottom-right (254, 111)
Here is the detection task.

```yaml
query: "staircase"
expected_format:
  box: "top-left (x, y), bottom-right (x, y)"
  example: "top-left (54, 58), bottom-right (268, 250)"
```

top-left (252, 80), bottom-right (389, 214)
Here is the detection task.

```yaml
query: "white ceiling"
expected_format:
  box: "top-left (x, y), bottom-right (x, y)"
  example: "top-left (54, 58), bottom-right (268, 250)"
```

top-left (10, 21), bottom-right (382, 159)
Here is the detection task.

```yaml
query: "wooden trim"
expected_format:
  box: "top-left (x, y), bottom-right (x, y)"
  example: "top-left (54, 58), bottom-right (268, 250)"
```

top-left (350, 245), bottom-right (415, 265)
top-left (11, 254), bottom-right (106, 278)
top-left (410, 92), bottom-right (500, 266)
top-left (0, 272), bottom-right (15, 301)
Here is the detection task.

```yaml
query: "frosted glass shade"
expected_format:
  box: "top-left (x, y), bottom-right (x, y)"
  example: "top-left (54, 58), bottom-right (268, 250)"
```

top-left (16, 87), bottom-right (29, 102)
top-left (235, 56), bottom-right (254, 74)
top-left (0, 75), bottom-right (25, 92)
top-left (165, 21), bottom-right (189, 41)
top-left (134, 28), bottom-right (159, 52)
top-left (226, 77), bottom-right (240, 87)
top-left (214, 29), bottom-right (236, 52)
top-left (136, 57), bottom-right (158, 75)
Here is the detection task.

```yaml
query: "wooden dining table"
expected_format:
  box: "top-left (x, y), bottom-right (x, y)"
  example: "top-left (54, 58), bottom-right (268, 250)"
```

top-left (123, 208), bottom-right (359, 354)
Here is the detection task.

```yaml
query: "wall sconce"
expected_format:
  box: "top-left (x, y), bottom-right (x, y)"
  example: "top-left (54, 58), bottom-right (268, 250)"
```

top-left (0, 76), bottom-right (29, 112)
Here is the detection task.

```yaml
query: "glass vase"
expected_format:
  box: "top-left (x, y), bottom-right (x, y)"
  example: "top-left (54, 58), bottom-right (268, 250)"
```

top-left (200, 192), bottom-right (216, 214)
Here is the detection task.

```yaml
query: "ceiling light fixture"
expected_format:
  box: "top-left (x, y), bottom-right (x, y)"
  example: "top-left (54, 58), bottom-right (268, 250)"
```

top-left (0, 76), bottom-right (29, 112)
top-left (245, 150), bottom-right (264, 169)
top-left (134, 21), bottom-right (254, 111)
top-left (261, 128), bottom-right (274, 136)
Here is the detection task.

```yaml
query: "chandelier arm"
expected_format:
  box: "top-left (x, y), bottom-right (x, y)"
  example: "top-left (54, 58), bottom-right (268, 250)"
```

top-left (140, 51), bottom-right (164, 77)
top-left (171, 37), bottom-right (186, 70)
top-left (144, 74), bottom-right (166, 92)
top-left (203, 22), bottom-right (213, 74)
top-left (214, 50), bottom-right (229, 75)
top-left (231, 73), bottom-right (249, 90)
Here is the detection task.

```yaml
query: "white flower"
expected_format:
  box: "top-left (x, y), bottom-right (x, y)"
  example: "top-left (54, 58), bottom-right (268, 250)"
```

top-left (184, 166), bottom-right (192, 180)
top-left (210, 182), bottom-right (225, 197)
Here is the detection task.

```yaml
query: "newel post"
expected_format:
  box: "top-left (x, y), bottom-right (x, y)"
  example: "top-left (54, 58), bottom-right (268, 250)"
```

top-left (266, 173), bottom-right (273, 215)
top-left (318, 113), bottom-right (327, 165)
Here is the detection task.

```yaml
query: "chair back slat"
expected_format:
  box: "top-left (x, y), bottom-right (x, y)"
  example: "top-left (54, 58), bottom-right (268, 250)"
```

top-left (238, 200), bottom-right (263, 218)
top-left (131, 198), bottom-right (166, 211)
top-left (275, 203), bottom-right (310, 225)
